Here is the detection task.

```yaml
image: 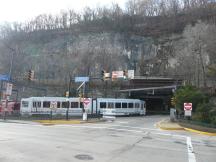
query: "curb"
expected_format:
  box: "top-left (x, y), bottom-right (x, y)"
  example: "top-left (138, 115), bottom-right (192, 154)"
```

top-left (184, 127), bottom-right (216, 136)
top-left (156, 121), bottom-right (184, 131)
top-left (156, 120), bottom-right (216, 136)
top-left (35, 119), bottom-right (103, 125)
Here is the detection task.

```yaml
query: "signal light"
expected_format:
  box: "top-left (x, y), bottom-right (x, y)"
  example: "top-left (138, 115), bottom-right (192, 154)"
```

top-left (171, 97), bottom-right (175, 106)
top-left (123, 70), bottom-right (128, 79)
top-left (101, 70), bottom-right (105, 80)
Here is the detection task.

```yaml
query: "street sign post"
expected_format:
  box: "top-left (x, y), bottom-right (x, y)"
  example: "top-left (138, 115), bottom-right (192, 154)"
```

top-left (112, 71), bottom-right (124, 80)
top-left (128, 70), bottom-right (135, 79)
top-left (184, 103), bottom-right (192, 111)
top-left (82, 98), bottom-right (90, 121)
top-left (83, 98), bottom-right (90, 108)
top-left (184, 103), bottom-right (192, 117)
top-left (75, 77), bottom-right (89, 83)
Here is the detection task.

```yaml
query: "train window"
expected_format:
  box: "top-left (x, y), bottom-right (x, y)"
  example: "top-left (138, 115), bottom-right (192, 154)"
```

top-left (22, 101), bottom-right (28, 107)
top-left (33, 102), bottom-right (41, 108)
top-left (115, 102), bottom-right (121, 108)
top-left (33, 102), bottom-right (36, 108)
top-left (108, 102), bottom-right (114, 109)
top-left (135, 103), bottom-right (140, 108)
top-left (128, 103), bottom-right (134, 108)
top-left (71, 102), bottom-right (78, 108)
top-left (57, 102), bottom-right (61, 108)
top-left (122, 103), bottom-right (127, 108)
top-left (100, 102), bottom-right (106, 108)
top-left (43, 101), bottom-right (50, 108)
top-left (62, 102), bottom-right (69, 108)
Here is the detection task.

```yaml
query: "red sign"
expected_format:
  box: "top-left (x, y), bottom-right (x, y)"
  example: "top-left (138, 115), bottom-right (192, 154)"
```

top-left (83, 98), bottom-right (90, 106)
top-left (184, 103), bottom-right (192, 111)
top-left (112, 71), bottom-right (124, 79)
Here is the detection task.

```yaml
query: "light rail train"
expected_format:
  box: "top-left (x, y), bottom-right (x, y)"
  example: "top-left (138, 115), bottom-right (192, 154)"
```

top-left (20, 97), bottom-right (146, 116)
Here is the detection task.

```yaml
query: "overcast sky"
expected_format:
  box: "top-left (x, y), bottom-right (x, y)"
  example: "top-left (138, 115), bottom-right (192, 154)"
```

top-left (0, 0), bottom-right (127, 23)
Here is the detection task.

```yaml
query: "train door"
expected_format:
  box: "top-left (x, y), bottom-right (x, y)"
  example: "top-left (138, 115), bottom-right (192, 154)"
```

top-left (92, 99), bottom-right (97, 114)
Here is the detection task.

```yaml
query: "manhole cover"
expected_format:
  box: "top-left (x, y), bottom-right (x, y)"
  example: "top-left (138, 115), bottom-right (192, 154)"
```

top-left (74, 154), bottom-right (94, 160)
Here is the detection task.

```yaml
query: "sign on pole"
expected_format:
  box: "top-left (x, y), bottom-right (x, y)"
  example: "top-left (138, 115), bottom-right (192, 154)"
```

top-left (83, 98), bottom-right (90, 109)
top-left (50, 101), bottom-right (58, 109)
top-left (75, 77), bottom-right (89, 83)
top-left (5, 83), bottom-right (13, 96)
top-left (112, 71), bottom-right (124, 79)
top-left (127, 70), bottom-right (135, 79)
top-left (184, 103), bottom-right (192, 111)
top-left (184, 103), bottom-right (192, 116)
top-left (185, 110), bottom-right (192, 116)
top-left (0, 74), bottom-right (10, 81)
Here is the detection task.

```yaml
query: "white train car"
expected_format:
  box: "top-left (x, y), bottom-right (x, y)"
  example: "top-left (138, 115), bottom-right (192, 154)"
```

top-left (20, 97), bottom-right (146, 116)
top-left (96, 98), bottom-right (146, 116)
top-left (20, 97), bottom-right (91, 116)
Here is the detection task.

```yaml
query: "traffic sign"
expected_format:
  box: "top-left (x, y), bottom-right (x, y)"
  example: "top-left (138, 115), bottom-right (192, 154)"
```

top-left (184, 103), bottom-right (192, 111)
top-left (50, 101), bottom-right (58, 109)
top-left (128, 70), bottom-right (134, 79)
top-left (0, 74), bottom-right (10, 81)
top-left (75, 77), bottom-right (89, 83)
top-left (185, 110), bottom-right (192, 116)
top-left (112, 71), bottom-right (124, 79)
top-left (83, 98), bottom-right (90, 106)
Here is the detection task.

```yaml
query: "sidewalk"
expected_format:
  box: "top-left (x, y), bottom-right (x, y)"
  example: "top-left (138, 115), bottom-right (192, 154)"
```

top-left (35, 118), bottom-right (104, 125)
top-left (156, 119), bottom-right (216, 136)
top-left (156, 119), bottom-right (184, 130)
top-left (0, 118), bottom-right (104, 125)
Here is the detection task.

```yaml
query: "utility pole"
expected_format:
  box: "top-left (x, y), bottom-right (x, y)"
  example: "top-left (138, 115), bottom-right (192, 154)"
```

top-left (77, 81), bottom-right (87, 121)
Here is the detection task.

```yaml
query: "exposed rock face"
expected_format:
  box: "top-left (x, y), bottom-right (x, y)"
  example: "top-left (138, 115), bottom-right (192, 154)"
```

top-left (0, 21), bottom-right (215, 98)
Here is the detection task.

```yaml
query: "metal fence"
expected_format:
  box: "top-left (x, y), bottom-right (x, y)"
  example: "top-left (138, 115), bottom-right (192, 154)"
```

top-left (178, 118), bottom-right (216, 129)
top-left (0, 110), bottom-right (102, 121)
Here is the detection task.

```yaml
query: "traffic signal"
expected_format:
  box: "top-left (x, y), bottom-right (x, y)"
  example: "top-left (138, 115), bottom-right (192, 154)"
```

top-left (171, 97), bottom-right (175, 106)
top-left (28, 70), bottom-right (34, 81)
top-left (123, 70), bottom-right (128, 79)
top-left (101, 70), bottom-right (105, 80)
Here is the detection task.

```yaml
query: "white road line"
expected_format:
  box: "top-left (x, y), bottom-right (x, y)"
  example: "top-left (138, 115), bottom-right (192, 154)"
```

top-left (56, 124), bottom-right (187, 139)
top-left (187, 137), bottom-right (196, 162)
top-left (88, 123), bottom-right (159, 131)
top-left (117, 121), bottom-right (129, 124)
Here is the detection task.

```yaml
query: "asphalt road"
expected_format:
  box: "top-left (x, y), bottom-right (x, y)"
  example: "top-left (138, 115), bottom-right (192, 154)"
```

top-left (0, 115), bottom-right (216, 162)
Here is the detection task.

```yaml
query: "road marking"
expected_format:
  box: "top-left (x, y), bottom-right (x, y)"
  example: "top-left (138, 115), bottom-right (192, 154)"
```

top-left (56, 124), bottom-right (187, 139)
top-left (117, 121), bottom-right (129, 124)
top-left (89, 123), bottom-right (159, 131)
top-left (187, 137), bottom-right (196, 162)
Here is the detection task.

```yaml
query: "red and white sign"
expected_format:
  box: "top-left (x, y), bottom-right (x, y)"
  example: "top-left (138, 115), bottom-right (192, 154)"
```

top-left (184, 103), bottom-right (192, 111)
top-left (112, 71), bottom-right (124, 79)
top-left (83, 98), bottom-right (90, 106)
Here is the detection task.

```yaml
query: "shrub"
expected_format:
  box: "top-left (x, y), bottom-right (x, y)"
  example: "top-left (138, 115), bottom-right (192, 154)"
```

top-left (194, 102), bottom-right (212, 123)
top-left (174, 85), bottom-right (207, 113)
